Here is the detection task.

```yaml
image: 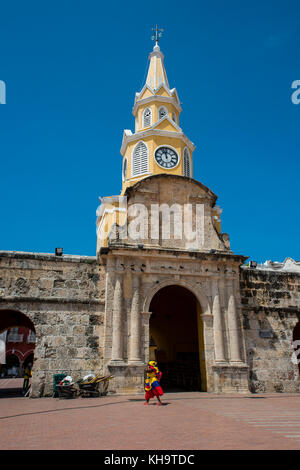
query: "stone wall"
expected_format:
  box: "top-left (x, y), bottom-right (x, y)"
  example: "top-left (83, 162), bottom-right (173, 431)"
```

top-left (1, 248), bottom-right (300, 397)
top-left (240, 267), bottom-right (300, 393)
top-left (102, 246), bottom-right (249, 394)
top-left (0, 251), bottom-right (106, 397)
top-left (121, 174), bottom-right (229, 253)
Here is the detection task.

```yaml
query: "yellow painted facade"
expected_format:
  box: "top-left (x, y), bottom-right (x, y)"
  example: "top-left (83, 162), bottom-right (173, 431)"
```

top-left (121, 135), bottom-right (193, 193)
top-left (135, 100), bottom-right (179, 132)
top-left (119, 43), bottom-right (195, 194)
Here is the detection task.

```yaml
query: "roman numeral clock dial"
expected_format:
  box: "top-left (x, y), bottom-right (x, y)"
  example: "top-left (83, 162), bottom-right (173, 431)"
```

top-left (155, 147), bottom-right (179, 169)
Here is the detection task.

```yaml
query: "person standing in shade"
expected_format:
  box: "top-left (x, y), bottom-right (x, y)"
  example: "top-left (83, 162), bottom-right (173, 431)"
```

top-left (23, 363), bottom-right (32, 395)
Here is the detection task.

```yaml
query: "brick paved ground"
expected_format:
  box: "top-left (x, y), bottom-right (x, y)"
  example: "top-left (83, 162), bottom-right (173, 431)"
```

top-left (0, 378), bottom-right (23, 395)
top-left (1, 390), bottom-right (300, 450)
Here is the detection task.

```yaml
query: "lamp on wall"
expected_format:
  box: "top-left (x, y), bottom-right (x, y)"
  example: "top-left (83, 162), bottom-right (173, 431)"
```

top-left (249, 261), bottom-right (257, 268)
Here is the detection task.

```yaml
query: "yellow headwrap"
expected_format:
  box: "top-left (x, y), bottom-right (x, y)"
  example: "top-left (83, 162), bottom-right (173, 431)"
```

top-left (148, 361), bottom-right (159, 373)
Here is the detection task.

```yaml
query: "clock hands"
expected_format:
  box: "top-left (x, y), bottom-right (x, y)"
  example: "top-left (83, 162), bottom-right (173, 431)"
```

top-left (155, 147), bottom-right (178, 169)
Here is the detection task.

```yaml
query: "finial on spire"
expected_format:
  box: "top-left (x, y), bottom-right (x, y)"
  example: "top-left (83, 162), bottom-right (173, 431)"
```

top-left (151, 24), bottom-right (164, 47)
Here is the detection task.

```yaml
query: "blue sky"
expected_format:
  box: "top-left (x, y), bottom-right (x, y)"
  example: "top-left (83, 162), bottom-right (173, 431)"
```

top-left (0, 0), bottom-right (299, 263)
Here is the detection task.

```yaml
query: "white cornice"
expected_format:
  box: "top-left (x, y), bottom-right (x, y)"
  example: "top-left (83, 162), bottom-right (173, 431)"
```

top-left (120, 128), bottom-right (196, 156)
top-left (136, 82), bottom-right (180, 101)
top-left (134, 81), bottom-right (180, 106)
top-left (132, 95), bottom-right (182, 116)
top-left (148, 48), bottom-right (165, 61)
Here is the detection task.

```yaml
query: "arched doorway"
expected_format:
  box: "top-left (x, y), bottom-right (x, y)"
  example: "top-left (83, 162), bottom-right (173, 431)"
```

top-left (0, 310), bottom-right (36, 397)
top-left (149, 285), bottom-right (207, 392)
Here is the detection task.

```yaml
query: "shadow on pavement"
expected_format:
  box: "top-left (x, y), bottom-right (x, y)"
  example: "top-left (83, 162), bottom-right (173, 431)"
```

top-left (128, 399), bottom-right (170, 406)
top-left (0, 388), bottom-right (23, 398)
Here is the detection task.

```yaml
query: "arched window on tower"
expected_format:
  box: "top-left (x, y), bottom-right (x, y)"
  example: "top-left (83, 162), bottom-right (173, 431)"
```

top-left (132, 141), bottom-right (149, 177)
top-left (172, 112), bottom-right (177, 124)
top-left (122, 157), bottom-right (127, 182)
top-left (143, 107), bottom-right (152, 128)
top-left (158, 106), bottom-right (168, 120)
top-left (183, 148), bottom-right (192, 177)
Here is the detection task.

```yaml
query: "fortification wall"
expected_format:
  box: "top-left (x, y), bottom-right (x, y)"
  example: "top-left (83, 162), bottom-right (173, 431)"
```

top-left (0, 252), bottom-right (106, 397)
top-left (240, 267), bottom-right (300, 393)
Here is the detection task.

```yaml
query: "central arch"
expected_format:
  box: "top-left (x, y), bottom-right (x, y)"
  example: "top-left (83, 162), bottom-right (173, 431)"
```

top-left (148, 284), bottom-right (207, 392)
top-left (0, 309), bottom-right (35, 334)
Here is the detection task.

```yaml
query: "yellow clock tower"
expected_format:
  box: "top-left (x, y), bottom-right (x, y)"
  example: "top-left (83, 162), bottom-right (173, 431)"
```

top-left (96, 28), bottom-right (223, 252)
top-left (121, 29), bottom-right (195, 194)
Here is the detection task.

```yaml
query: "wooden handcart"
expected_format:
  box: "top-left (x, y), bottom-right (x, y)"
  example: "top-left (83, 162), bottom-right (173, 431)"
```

top-left (77, 374), bottom-right (114, 398)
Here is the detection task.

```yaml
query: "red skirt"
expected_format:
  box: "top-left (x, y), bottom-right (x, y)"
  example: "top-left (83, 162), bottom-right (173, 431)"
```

top-left (145, 385), bottom-right (164, 400)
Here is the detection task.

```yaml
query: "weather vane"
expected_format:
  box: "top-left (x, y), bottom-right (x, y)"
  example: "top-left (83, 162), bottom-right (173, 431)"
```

top-left (151, 24), bottom-right (164, 45)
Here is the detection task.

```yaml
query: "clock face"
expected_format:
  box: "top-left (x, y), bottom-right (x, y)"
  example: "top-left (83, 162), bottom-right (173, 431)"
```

top-left (155, 147), bottom-right (179, 169)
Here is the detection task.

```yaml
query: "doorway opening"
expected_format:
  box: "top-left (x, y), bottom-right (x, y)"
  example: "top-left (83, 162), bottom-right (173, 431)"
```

top-left (149, 285), bottom-right (207, 392)
top-left (293, 321), bottom-right (300, 376)
top-left (0, 310), bottom-right (36, 397)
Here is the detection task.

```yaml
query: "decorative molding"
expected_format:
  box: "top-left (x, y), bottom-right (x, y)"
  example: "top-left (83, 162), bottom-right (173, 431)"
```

top-left (120, 128), bottom-right (196, 156)
top-left (132, 94), bottom-right (182, 116)
top-left (142, 277), bottom-right (211, 316)
top-left (134, 82), bottom-right (180, 104)
top-left (151, 114), bottom-right (182, 133)
top-left (0, 297), bottom-right (105, 305)
top-left (243, 257), bottom-right (300, 273)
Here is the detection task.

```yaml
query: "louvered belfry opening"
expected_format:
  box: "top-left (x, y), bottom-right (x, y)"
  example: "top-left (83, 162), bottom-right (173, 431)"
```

top-left (122, 158), bottom-right (127, 180)
top-left (132, 141), bottom-right (148, 176)
top-left (183, 149), bottom-right (191, 177)
top-left (158, 106), bottom-right (167, 119)
top-left (143, 107), bottom-right (151, 127)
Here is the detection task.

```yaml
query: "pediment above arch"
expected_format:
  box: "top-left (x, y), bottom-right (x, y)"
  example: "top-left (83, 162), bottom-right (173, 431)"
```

top-left (124, 174), bottom-right (217, 206)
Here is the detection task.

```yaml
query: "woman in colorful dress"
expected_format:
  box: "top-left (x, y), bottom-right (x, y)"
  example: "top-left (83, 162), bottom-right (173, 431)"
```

top-left (144, 360), bottom-right (163, 405)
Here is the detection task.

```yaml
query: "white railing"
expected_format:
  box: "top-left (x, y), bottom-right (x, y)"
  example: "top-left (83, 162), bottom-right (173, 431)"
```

top-left (26, 332), bottom-right (36, 343)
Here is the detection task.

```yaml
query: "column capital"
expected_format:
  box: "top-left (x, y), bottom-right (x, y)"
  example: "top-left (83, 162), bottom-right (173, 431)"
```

top-left (200, 313), bottom-right (213, 326)
top-left (141, 311), bottom-right (152, 318)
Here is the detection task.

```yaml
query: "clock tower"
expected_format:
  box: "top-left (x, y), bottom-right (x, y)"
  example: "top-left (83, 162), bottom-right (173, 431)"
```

top-left (120, 30), bottom-right (196, 195)
top-left (96, 29), bottom-right (200, 251)
top-left (95, 28), bottom-right (250, 397)
top-left (96, 28), bottom-right (224, 252)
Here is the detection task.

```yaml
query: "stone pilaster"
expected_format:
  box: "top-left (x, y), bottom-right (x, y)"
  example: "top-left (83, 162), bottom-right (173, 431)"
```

top-left (142, 311), bottom-right (152, 365)
top-left (227, 278), bottom-right (242, 363)
top-left (211, 279), bottom-right (226, 362)
top-left (200, 312), bottom-right (214, 392)
top-left (128, 275), bottom-right (143, 364)
top-left (111, 274), bottom-right (124, 363)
